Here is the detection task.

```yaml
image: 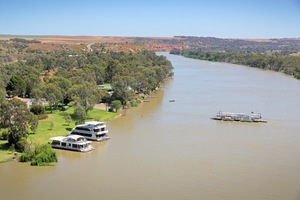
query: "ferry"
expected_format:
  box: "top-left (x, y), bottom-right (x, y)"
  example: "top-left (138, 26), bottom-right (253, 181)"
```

top-left (50, 135), bottom-right (95, 152)
top-left (68, 121), bottom-right (110, 141)
top-left (211, 111), bottom-right (267, 123)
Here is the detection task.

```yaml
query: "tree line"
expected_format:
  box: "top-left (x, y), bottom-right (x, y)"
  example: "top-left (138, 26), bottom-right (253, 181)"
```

top-left (170, 48), bottom-right (300, 80)
top-left (0, 50), bottom-right (173, 154)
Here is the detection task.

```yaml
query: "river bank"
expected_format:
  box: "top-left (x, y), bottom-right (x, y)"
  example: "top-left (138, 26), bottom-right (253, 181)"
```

top-left (0, 105), bottom-right (119, 163)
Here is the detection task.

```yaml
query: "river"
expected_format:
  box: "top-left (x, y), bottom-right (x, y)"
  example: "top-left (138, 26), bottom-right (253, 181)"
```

top-left (1, 52), bottom-right (300, 200)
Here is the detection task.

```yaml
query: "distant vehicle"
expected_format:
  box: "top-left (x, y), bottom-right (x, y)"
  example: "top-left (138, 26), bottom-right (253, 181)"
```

top-left (211, 111), bottom-right (267, 123)
top-left (50, 135), bottom-right (94, 152)
top-left (68, 121), bottom-right (110, 141)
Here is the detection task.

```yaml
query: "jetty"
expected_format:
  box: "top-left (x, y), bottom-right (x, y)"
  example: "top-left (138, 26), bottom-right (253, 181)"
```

top-left (211, 111), bottom-right (267, 123)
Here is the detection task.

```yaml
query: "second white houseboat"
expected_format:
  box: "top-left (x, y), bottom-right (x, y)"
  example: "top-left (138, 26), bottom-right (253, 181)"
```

top-left (50, 135), bottom-right (95, 152)
top-left (68, 121), bottom-right (110, 141)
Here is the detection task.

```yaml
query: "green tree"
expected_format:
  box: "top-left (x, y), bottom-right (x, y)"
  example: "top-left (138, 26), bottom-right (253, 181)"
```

top-left (29, 114), bottom-right (39, 134)
top-left (105, 60), bottom-right (121, 83)
top-left (65, 114), bottom-right (72, 126)
top-left (110, 100), bottom-right (122, 112)
top-left (0, 98), bottom-right (33, 151)
top-left (40, 83), bottom-right (63, 112)
top-left (69, 82), bottom-right (104, 114)
top-left (48, 76), bottom-right (72, 106)
top-left (30, 104), bottom-right (45, 115)
top-left (0, 79), bottom-right (6, 99)
top-left (6, 75), bottom-right (26, 97)
top-left (73, 105), bottom-right (86, 125)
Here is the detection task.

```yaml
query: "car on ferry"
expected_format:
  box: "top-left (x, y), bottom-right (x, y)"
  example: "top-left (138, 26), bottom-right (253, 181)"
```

top-left (68, 121), bottom-right (110, 141)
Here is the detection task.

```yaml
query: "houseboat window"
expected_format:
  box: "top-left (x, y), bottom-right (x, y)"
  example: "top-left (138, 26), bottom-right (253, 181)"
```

top-left (75, 127), bottom-right (91, 131)
top-left (67, 138), bottom-right (75, 142)
top-left (96, 133), bottom-right (106, 138)
top-left (72, 144), bottom-right (78, 148)
top-left (77, 137), bottom-right (85, 142)
top-left (52, 140), bottom-right (60, 145)
top-left (71, 131), bottom-right (92, 137)
top-left (94, 128), bottom-right (100, 132)
top-left (101, 128), bottom-right (105, 131)
top-left (61, 142), bottom-right (66, 147)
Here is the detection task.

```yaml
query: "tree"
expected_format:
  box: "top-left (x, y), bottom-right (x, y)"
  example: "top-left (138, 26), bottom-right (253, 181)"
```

top-left (105, 60), bottom-right (121, 83)
top-left (0, 98), bottom-right (33, 151)
top-left (29, 114), bottom-right (39, 134)
top-left (111, 77), bottom-right (136, 106)
top-left (110, 100), bottom-right (122, 112)
top-left (69, 82), bottom-right (104, 114)
top-left (73, 105), bottom-right (86, 125)
top-left (40, 83), bottom-right (63, 113)
top-left (6, 75), bottom-right (26, 97)
top-left (41, 57), bottom-right (55, 71)
top-left (65, 114), bottom-right (72, 126)
top-left (30, 104), bottom-right (45, 115)
top-left (48, 76), bottom-right (72, 106)
top-left (0, 79), bottom-right (6, 99)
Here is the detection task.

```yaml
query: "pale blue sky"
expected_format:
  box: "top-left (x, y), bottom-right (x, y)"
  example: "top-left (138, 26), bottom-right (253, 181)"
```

top-left (0, 0), bottom-right (299, 38)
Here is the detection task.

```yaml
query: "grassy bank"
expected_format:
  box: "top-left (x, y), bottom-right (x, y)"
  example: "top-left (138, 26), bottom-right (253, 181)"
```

top-left (0, 107), bottom-right (119, 163)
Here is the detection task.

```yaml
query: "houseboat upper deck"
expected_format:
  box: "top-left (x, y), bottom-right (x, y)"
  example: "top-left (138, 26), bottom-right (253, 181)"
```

top-left (69, 121), bottom-right (110, 141)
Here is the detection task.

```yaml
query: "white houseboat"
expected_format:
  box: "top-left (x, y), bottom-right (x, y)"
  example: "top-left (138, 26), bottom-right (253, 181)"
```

top-left (50, 135), bottom-right (95, 152)
top-left (68, 121), bottom-right (110, 141)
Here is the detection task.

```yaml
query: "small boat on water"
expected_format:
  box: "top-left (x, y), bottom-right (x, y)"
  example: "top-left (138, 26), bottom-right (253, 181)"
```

top-left (50, 135), bottom-right (95, 152)
top-left (211, 111), bottom-right (267, 123)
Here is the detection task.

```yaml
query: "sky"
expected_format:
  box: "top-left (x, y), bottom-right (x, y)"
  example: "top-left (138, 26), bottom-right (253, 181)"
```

top-left (0, 0), bottom-right (299, 38)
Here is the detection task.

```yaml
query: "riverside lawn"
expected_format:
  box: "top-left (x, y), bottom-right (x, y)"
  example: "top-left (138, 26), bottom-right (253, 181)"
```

top-left (0, 106), bottom-right (119, 163)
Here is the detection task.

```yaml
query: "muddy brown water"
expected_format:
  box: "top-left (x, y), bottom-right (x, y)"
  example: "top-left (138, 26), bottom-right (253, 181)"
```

top-left (1, 52), bottom-right (300, 200)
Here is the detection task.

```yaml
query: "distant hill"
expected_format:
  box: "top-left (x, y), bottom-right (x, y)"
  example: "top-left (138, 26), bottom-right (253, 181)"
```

top-left (177, 36), bottom-right (300, 52)
top-left (1, 35), bottom-right (299, 65)
top-left (1, 35), bottom-right (299, 53)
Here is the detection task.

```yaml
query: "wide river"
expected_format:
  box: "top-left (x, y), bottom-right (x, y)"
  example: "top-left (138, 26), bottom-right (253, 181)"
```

top-left (1, 52), bottom-right (300, 200)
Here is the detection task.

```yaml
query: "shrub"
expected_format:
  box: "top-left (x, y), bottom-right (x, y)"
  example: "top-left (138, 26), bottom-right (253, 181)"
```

top-left (19, 144), bottom-right (57, 166)
top-left (17, 138), bottom-right (30, 152)
top-left (19, 152), bottom-right (32, 162)
top-left (30, 104), bottom-right (45, 115)
top-left (0, 130), bottom-right (9, 140)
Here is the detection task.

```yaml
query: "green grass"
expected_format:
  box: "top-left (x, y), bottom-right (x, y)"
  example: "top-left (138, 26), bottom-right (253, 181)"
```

top-left (0, 140), bottom-right (14, 163)
top-left (0, 107), bottom-right (119, 163)
top-left (28, 106), bottom-right (119, 144)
